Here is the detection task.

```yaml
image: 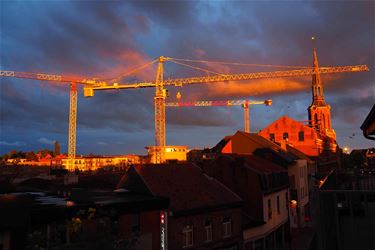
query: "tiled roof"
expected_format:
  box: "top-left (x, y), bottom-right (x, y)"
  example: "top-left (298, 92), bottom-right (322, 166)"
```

top-left (237, 131), bottom-right (282, 151)
top-left (242, 154), bottom-right (287, 174)
top-left (215, 131), bottom-right (298, 166)
top-left (286, 144), bottom-right (312, 161)
top-left (132, 163), bottom-right (242, 212)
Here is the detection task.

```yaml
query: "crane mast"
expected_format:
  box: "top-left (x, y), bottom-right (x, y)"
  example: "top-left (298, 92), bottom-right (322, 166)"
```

top-left (243, 102), bottom-right (250, 133)
top-left (0, 70), bottom-right (100, 171)
top-left (68, 82), bottom-right (77, 170)
top-left (154, 56), bottom-right (167, 164)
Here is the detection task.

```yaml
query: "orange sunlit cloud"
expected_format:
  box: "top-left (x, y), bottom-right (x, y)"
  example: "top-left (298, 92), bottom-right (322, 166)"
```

top-left (97, 50), bottom-right (156, 81)
top-left (204, 78), bottom-right (309, 98)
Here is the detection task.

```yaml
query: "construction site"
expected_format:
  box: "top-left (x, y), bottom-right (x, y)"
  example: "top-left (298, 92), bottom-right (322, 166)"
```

top-left (1, 2), bottom-right (374, 250)
top-left (0, 48), bottom-right (369, 170)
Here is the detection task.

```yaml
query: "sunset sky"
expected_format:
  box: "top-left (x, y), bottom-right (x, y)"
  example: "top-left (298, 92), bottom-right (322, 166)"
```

top-left (1, 1), bottom-right (374, 155)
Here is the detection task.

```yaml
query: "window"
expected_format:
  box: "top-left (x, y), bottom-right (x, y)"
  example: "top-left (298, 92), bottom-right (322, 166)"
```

top-left (277, 196), bottom-right (280, 214)
top-left (204, 221), bottom-right (212, 242)
top-left (183, 226), bottom-right (193, 248)
top-left (132, 213), bottom-right (140, 232)
top-left (269, 133), bottom-right (275, 141)
top-left (298, 131), bottom-right (304, 141)
top-left (283, 132), bottom-right (288, 140)
top-left (268, 199), bottom-right (272, 220)
top-left (286, 192), bottom-right (289, 208)
top-left (222, 218), bottom-right (231, 238)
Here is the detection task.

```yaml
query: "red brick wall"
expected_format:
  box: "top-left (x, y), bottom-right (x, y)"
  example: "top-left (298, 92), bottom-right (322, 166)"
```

top-left (259, 117), bottom-right (320, 157)
top-left (202, 157), bottom-right (264, 221)
top-left (118, 211), bottom-right (161, 250)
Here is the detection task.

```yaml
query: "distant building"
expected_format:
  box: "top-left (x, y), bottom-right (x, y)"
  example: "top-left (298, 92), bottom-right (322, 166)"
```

top-left (146, 145), bottom-right (188, 163)
top-left (211, 131), bottom-right (313, 229)
top-left (259, 48), bottom-right (339, 171)
top-left (59, 155), bottom-right (141, 171)
top-left (5, 154), bottom-right (142, 170)
top-left (259, 115), bottom-right (335, 157)
top-left (118, 163), bottom-right (243, 250)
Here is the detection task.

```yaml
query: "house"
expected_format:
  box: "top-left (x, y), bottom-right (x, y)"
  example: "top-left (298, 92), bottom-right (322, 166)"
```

top-left (0, 175), bottom-right (169, 250)
top-left (212, 131), bottom-right (313, 229)
top-left (200, 154), bottom-right (290, 250)
top-left (118, 163), bottom-right (243, 250)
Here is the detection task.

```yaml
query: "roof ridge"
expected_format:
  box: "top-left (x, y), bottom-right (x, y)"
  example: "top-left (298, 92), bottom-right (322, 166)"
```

top-left (133, 166), bottom-right (156, 196)
top-left (192, 162), bottom-right (242, 202)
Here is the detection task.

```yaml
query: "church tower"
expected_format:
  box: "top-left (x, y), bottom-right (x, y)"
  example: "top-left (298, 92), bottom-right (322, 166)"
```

top-left (308, 48), bottom-right (336, 141)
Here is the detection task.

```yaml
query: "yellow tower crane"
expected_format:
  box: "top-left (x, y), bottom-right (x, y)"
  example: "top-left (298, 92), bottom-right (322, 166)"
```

top-left (0, 70), bottom-right (105, 170)
top-left (166, 99), bottom-right (272, 133)
top-left (83, 56), bottom-right (369, 164)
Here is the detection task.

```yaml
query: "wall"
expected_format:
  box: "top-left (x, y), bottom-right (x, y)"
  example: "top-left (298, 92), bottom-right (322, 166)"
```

top-left (259, 117), bottom-right (321, 157)
top-left (167, 207), bottom-right (242, 250)
top-left (288, 160), bottom-right (309, 228)
top-left (118, 210), bottom-right (161, 250)
top-left (243, 189), bottom-right (289, 241)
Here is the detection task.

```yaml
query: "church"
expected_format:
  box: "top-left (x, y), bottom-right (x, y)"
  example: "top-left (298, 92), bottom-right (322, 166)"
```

top-left (259, 48), bottom-right (338, 159)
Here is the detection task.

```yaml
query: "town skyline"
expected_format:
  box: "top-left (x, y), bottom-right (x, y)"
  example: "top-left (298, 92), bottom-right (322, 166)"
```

top-left (1, 1), bottom-right (374, 155)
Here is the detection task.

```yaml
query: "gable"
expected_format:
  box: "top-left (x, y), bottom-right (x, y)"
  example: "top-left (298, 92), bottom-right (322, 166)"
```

top-left (260, 116), bottom-right (314, 135)
top-left (117, 167), bottom-right (153, 195)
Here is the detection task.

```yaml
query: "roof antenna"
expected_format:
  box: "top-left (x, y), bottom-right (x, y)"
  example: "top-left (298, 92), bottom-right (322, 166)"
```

top-left (311, 36), bottom-right (317, 49)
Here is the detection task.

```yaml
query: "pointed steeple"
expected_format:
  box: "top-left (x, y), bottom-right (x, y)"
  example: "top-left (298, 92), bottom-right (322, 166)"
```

top-left (311, 48), bottom-right (325, 106)
top-left (308, 44), bottom-right (336, 142)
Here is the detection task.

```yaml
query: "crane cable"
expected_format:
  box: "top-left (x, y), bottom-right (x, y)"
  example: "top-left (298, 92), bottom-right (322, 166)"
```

top-left (169, 57), bottom-right (313, 69)
top-left (107, 58), bottom-right (159, 83)
top-left (168, 59), bottom-right (227, 76)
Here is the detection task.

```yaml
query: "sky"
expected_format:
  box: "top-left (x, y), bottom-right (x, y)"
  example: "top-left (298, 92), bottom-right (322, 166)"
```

top-left (0, 0), bottom-right (374, 156)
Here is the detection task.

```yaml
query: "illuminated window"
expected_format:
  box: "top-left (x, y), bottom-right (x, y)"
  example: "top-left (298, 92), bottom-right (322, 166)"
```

top-left (283, 132), bottom-right (288, 140)
top-left (269, 133), bottom-right (275, 141)
top-left (268, 199), bottom-right (272, 220)
top-left (298, 131), bottom-right (304, 141)
top-left (204, 221), bottom-right (212, 242)
top-left (222, 218), bottom-right (231, 238)
top-left (132, 213), bottom-right (140, 232)
top-left (182, 225), bottom-right (193, 248)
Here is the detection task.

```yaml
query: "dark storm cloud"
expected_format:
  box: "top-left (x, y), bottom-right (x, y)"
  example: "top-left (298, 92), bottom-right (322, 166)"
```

top-left (1, 1), bottom-right (374, 154)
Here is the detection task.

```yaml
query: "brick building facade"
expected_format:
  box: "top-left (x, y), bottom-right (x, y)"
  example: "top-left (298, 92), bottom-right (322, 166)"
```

top-left (118, 163), bottom-right (243, 250)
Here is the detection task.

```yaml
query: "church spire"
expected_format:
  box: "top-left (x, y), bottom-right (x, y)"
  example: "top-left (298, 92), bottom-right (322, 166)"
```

top-left (308, 43), bottom-right (336, 142)
top-left (312, 47), bottom-right (325, 106)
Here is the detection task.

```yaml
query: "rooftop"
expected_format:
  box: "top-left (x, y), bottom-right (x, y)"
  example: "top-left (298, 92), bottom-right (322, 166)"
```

top-left (118, 163), bottom-right (242, 214)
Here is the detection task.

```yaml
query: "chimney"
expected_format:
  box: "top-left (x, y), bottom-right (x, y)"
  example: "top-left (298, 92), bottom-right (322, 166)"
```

top-left (280, 139), bottom-right (288, 151)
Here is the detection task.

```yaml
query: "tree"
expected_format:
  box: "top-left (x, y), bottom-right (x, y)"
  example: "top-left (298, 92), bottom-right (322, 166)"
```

top-left (54, 141), bottom-right (61, 156)
top-left (350, 150), bottom-right (366, 167)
